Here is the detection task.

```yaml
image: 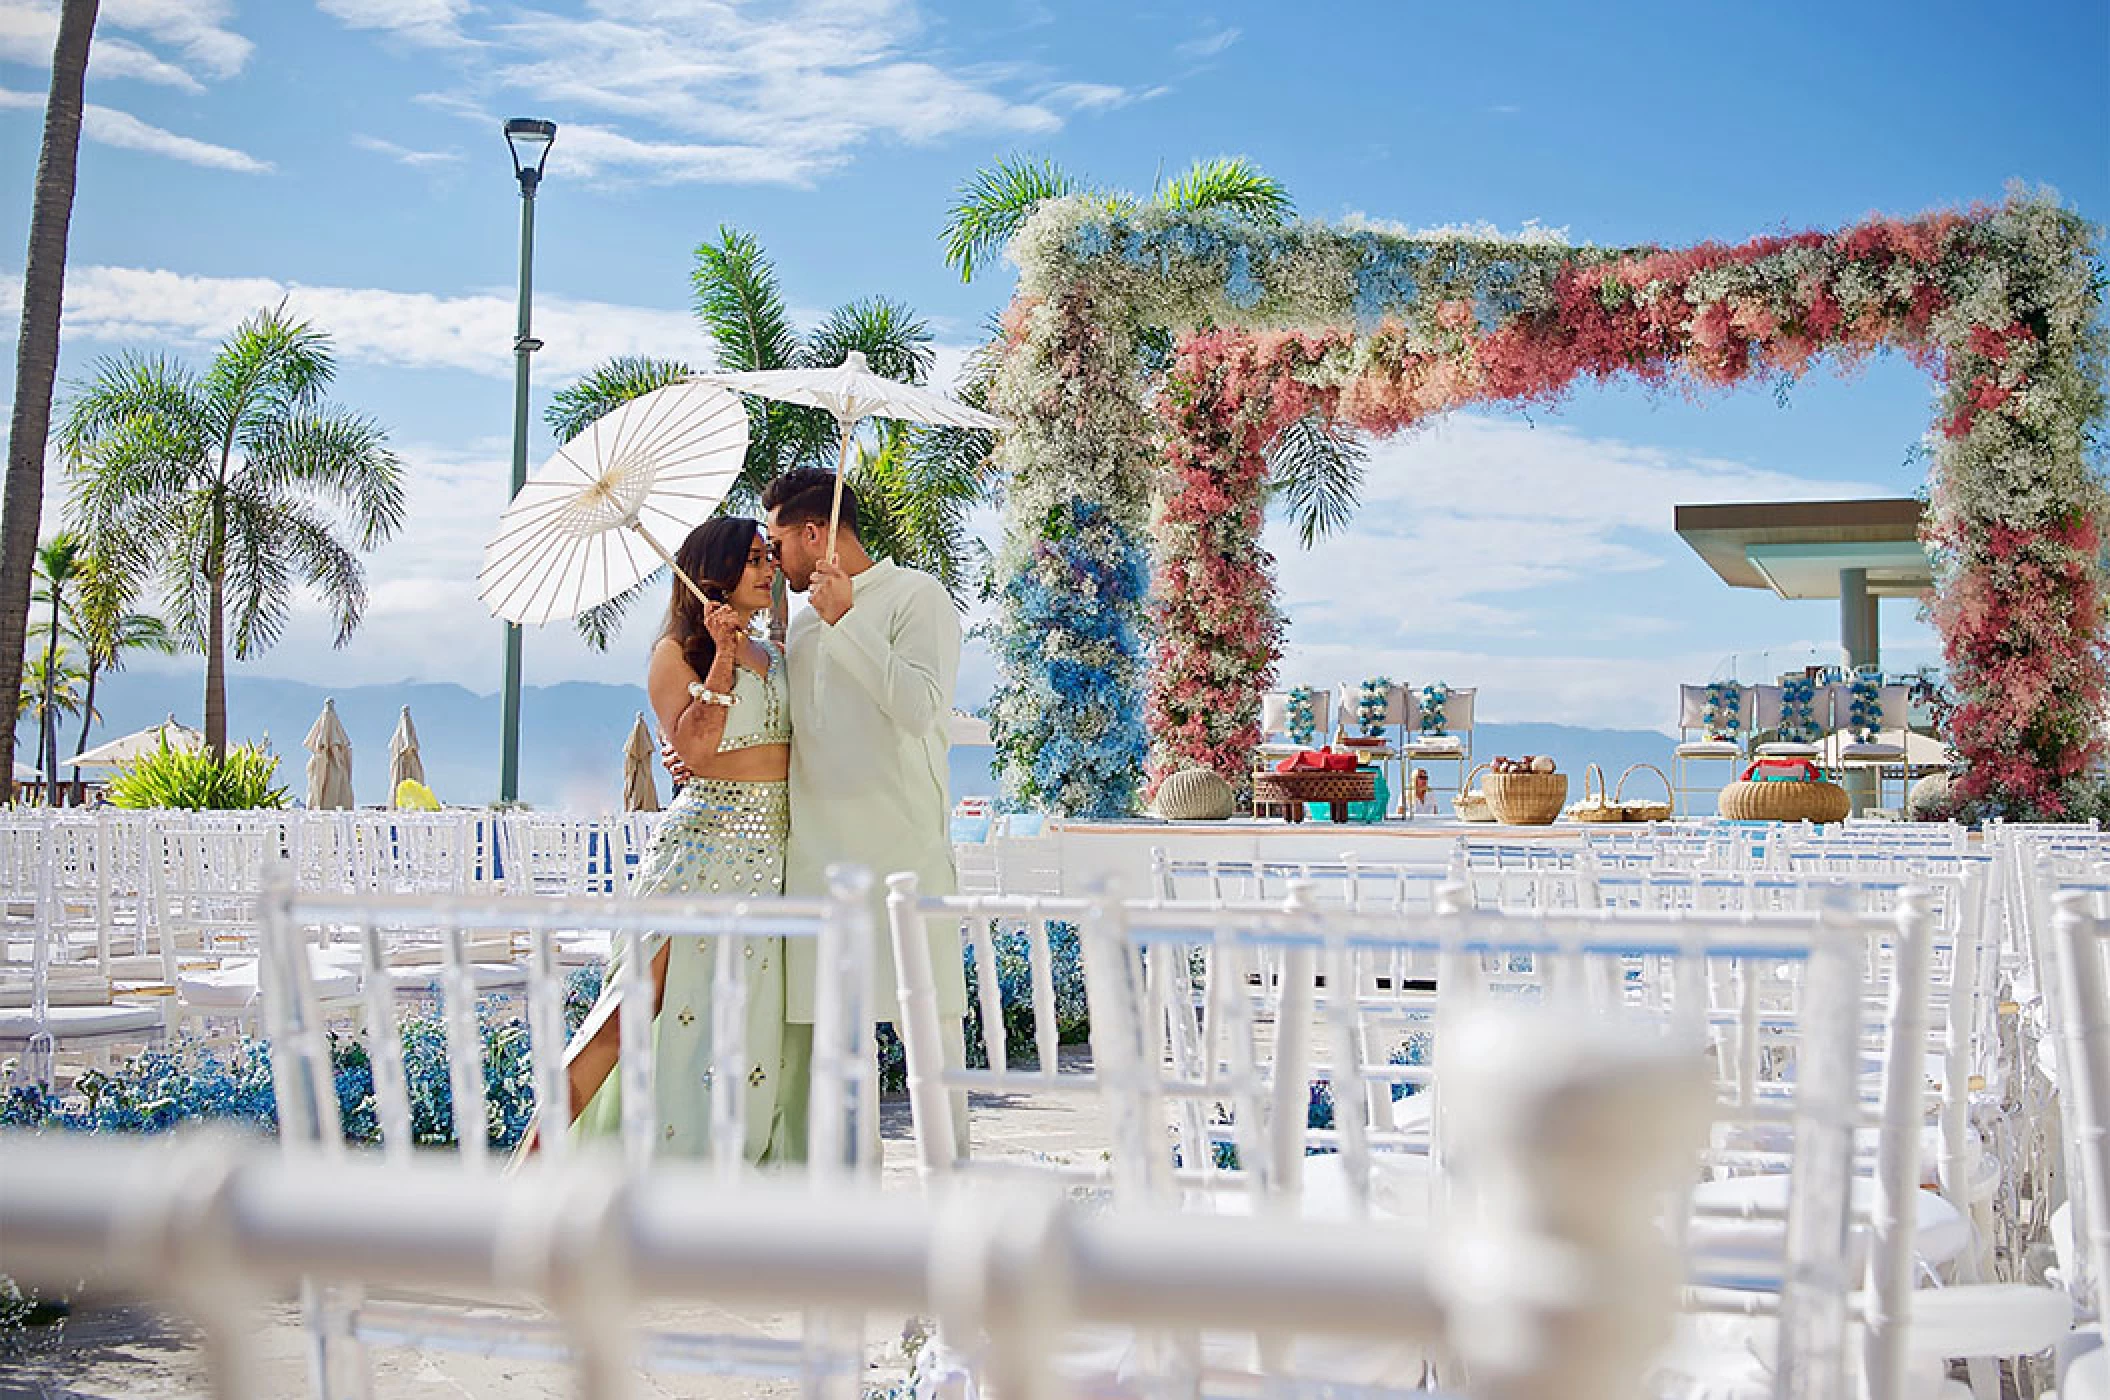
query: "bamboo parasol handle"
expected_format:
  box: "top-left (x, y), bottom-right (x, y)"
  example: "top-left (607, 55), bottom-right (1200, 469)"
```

top-left (629, 521), bottom-right (713, 606)
top-left (826, 421), bottom-right (852, 566)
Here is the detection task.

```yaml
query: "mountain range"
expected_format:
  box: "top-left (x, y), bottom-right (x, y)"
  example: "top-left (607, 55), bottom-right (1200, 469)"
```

top-left (17, 671), bottom-right (1680, 812)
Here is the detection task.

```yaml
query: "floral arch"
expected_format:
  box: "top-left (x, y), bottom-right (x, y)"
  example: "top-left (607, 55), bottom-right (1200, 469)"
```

top-left (987, 191), bottom-right (2107, 820)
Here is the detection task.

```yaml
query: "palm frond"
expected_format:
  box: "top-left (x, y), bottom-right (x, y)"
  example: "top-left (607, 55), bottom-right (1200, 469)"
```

top-left (205, 304), bottom-right (336, 449)
top-left (221, 487), bottom-right (297, 659)
top-left (941, 155), bottom-right (1086, 282)
top-left (801, 297), bottom-right (934, 385)
top-left (546, 356), bottom-right (696, 445)
top-left (264, 496), bottom-right (368, 650)
top-left (245, 408), bottom-right (407, 550)
top-left (849, 422), bottom-right (992, 606)
top-left (692, 228), bottom-right (800, 374)
top-left (574, 572), bottom-right (664, 652)
top-left (58, 351), bottom-right (205, 460)
top-left (1154, 156), bottom-right (1294, 224)
top-left (1265, 413), bottom-right (1366, 547)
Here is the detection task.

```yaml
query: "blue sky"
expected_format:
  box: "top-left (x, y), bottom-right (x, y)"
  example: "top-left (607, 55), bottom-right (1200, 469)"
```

top-left (1, 0), bottom-right (2105, 738)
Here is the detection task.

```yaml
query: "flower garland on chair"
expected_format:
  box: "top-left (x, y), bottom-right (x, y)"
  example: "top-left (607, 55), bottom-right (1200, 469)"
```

top-left (1356, 677), bottom-right (1394, 737)
top-left (1702, 682), bottom-right (1744, 742)
top-left (1285, 687), bottom-right (1317, 748)
top-left (1778, 677), bottom-right (1822, 746)
top-left (1847, 673), bottom-right (1885, 744)
top-left (1418, 683), bottom-right (1452, 738)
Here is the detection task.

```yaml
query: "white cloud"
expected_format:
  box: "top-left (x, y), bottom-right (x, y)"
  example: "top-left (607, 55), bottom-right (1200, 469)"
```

top-left (391, 0), bottom-right (1064, 187)
top-left (1041, 81), bottom-right (1159, 112)
top-left (352, 134), bottom-right (464, 168)
top-left (316, 0), bottom-right (473, 48)
top-left (0, 87), bottom-right (270, 171)
top-left (0, 0), bottom-right (249, 88)
top-left (2, 264), bottom-right (702, 379)
top-left (1175, 26), bottom-right (1240, 60)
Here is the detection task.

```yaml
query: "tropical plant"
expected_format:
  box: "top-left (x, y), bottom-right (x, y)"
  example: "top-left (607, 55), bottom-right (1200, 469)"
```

top-left (943, 153), bottom-right (1365, 546)
top-left (0, 0), bottom-right (99, 792)
top-left (105, 738), bottom-right (287, 810)
top-left (27, 531), bottom-right (84, 802)
top-left (67, 557), bottom-right (175, 796)
top-left (17, 645), bottom-right (86, 735)
top-left (59, 306), bottom-right (405, 757)
top-left (546, 228), bottom-right (992, 646)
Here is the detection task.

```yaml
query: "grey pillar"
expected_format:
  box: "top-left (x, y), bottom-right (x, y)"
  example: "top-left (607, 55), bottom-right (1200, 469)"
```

top-left (1839, 568), bottom-right (1877, 814)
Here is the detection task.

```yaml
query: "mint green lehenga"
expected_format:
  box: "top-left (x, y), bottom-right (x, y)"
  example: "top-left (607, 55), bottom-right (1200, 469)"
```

top-left (568, 638), bottom-right (802, 1163)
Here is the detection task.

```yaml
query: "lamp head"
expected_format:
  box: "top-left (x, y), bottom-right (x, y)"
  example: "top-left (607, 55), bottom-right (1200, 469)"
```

top-left (503, 117), bottom-right (557, 188)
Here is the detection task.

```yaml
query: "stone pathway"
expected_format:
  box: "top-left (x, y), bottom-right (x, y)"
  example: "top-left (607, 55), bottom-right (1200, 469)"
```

top-left (1, 1053), bottom-right (1110, 1400)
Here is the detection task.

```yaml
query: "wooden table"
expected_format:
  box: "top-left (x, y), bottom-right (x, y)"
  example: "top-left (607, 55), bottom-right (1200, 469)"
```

top-left (1251, 769), bottom-right (1378, 824)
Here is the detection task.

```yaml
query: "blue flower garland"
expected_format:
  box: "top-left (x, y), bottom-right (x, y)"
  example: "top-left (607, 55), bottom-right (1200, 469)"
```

top-left (1778, 676), bottom-right (1821, 745)
top-left (1847, 671), bottom-right (1884, 743)
top-left (1702, 681), bottom-right (1743, 741)
top-left (1286, 686), bottom-right (1317, 748)
top-left (1418, 682), bottom-right (1452, 737)
top-left (1356, 676), bottom-right (1393, 737)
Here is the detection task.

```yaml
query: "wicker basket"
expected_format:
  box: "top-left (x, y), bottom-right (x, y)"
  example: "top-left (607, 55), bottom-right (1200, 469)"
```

top-left (1565, 763), bottom-right (1625, 824)
top-left (1454, 763), bottom-right (1496, 823)
top-left (1717, 778), bottom-right (1850, 823)
top-left (1153, 767), bottom-right (1235, 821)
top-left (1615, 763), bottom-right (1674, 822)
top-left (1484, 769), bottom-right (1569, 826)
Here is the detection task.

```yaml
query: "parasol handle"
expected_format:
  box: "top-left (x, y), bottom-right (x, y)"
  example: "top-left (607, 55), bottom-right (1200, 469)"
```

top-left (629, 522), bottom-right (713, 606)
top-left (826, 422), bottom-right (852, 566)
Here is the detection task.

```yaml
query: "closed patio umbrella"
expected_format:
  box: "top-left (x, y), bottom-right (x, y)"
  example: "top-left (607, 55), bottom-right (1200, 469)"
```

top-left (303, 699), bottom-right (355, 810)
top-left (623, 713), bottom-right (660, 813)
top-left (388, 706), bottom-right (425, 792)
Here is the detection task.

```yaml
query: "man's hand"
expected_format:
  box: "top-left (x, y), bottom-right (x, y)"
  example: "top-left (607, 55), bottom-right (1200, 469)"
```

top-left (659, 736), bottom-right (694, 784)
top-left (810, 559), bottom-right (853, 625)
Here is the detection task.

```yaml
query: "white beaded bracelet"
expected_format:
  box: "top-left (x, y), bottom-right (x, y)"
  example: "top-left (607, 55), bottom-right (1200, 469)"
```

top-left (688, 682), bottom-right (736, 707)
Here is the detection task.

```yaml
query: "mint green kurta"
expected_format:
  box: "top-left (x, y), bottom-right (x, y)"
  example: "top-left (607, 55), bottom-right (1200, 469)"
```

top-left (783, 559), bottom-right (967, 1024)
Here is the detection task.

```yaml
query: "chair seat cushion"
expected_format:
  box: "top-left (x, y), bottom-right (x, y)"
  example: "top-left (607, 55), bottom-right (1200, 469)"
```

top-left (1676, 741), bottom-right (1743, 758)
top-left (178, 952), bottom-right (361, 1009)
top-left (1839, 743), bottom-right (1906, 761)
top-left (0, 1001), bottom-right (163, 1042)
top-left (375, 963), bottom-right (527, 994)
top-left (1688, 1173), bottom-right (1969, 1275)
top-left (1404, 736), bottom-right (1463, 753)
top-left (1903, 1285), bottom-right (2072, 1363)
top-left (1755, 742), bottom-right (1821, 757)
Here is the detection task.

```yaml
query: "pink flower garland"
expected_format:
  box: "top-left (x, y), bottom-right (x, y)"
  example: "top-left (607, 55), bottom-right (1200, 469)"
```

top-left (1145, 206), bottom-right (2107, 815)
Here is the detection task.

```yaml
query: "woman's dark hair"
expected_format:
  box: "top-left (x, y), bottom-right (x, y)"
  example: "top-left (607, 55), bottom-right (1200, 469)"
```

top-left (663, 516), bottom-right (760, 681)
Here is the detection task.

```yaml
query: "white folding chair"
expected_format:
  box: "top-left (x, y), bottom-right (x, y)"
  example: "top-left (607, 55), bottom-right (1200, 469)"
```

top-left (1675, 682), bottom-right (1751, 816)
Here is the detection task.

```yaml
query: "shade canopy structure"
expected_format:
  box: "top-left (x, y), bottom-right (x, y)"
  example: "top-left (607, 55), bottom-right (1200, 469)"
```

top-left (947, 710), bottom-right (993, 748)
top-left (687, 351), bottom-right (1002, 560)
top-left (303, 699), bottom-right (355, 810)
top-left (13, 761), bottom-right (40, 783)
top-left (478, 382), bottom-right (750, 626)
top-left (1675, 498), bottom-right (1932, 674)
top-left (68, 716), bottom-right (203, 772)
top-left (388, 706), bottom-right (425, 793)
top-left (622, 712), bottom-right (660, 813)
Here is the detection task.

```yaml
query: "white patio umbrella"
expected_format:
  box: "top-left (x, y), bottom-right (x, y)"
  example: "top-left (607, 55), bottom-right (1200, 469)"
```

top-left (688, 351), bottom-right (1003, 562)
top-left (388, 706), bottom-right (424, 792)
top-left (303, 699), bottom-right (355, 810)
top-left (622, 712), bottom-right (660, 813)
top-left (13, 760), bottom-right (40, 783)
top-left (67, 716), bottom-right (203, 771)
top-left (478, 382), bottom-right (750, 625)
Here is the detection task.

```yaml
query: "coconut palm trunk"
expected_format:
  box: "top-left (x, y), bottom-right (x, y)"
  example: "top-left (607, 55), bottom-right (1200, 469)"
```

top-left (0, 0), bottom-right (98, 787)
top-left (41, 578), bottom-right (62, 803)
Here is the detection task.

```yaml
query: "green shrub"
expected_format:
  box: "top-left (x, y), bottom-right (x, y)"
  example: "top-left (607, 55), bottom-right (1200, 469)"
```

top-left (107, 738), bottom-right (288, 810)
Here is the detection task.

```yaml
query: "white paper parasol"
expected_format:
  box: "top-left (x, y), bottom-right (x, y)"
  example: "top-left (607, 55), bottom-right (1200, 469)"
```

top-left (478, 382), bottom-right (749, 624)
top-left (687, 351), bottom-right (1001, 562)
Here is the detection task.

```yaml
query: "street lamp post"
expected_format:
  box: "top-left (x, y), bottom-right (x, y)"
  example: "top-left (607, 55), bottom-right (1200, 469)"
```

top-left (499, 117), bottom-right (554, 805)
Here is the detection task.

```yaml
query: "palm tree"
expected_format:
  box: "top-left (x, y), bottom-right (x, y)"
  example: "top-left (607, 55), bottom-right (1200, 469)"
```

top-left (18, 645), bottom-right (88, 760)
top-left (0, 0), bottom-right (100, 791)
top-left (29, 532), bottom-right (85, 803)
top-left (547, 227), bottom-right (991, 646)
top-left (68, 554), bottom-right (174, 798)
top-left (59, 305), bottom-right (405, 757)
top-left (942, 154), bottom-right (1367, 543)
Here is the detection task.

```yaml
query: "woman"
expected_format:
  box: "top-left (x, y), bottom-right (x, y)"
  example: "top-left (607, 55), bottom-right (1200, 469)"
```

top-left (535, 517), bottom-right (797, 1163)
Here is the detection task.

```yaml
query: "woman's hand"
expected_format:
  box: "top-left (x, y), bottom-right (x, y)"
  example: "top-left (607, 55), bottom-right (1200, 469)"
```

top-left (703, 602), bottom-right (747, 652)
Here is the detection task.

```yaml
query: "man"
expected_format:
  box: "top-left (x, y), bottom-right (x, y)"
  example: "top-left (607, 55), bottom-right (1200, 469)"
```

top-left (754, 467), bottom-right (970, 1159)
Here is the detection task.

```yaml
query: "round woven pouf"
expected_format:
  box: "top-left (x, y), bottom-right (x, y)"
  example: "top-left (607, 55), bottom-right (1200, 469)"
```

top-left (1717, 779), bottom-right (1850, 823)
top-left (1251, 769), bottom-right (1377, 824)
top-left (1153, 768), bottom-right (1235, 821)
